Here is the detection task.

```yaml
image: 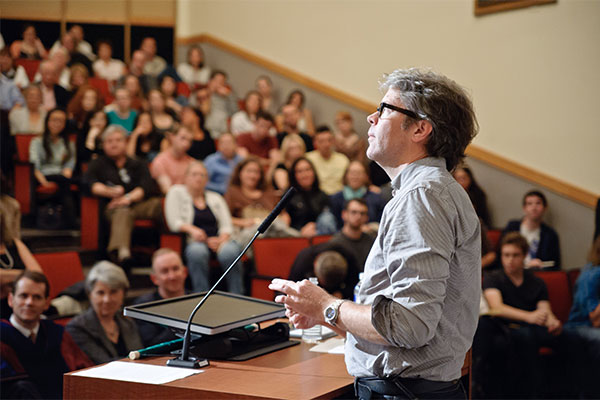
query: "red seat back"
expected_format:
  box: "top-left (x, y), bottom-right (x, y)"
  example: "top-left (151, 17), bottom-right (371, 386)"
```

top-left (88, 77), bottom-right (113, 104)
top-left (253, 237), bottom-right (311, 278)
top-left (176, 81), bottom-right (191, 97)
top-left (15, 58), bottom-right (41, 82)
top-left (15, 134), bottom-right (38, 162)
top-left (533, 270), bottom-right (572, 324)
top-left (311, 235), bottom-right (332, 245)
top-left (487, 229), bottom-right (502, 251)
top-left (33, 251), bottom-right (85, 299)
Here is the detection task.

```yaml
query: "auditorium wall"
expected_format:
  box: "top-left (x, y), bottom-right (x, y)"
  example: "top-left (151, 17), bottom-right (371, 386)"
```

top-left (176, 0), bottom-right (600, 195)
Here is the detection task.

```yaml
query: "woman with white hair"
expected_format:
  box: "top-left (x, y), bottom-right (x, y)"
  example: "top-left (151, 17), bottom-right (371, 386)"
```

top-left (66, 261), bottom-right (142, 364)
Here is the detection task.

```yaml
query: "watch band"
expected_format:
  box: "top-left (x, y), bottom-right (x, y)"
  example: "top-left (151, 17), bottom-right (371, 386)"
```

top-left (325, 299), bottom-right (346, 327)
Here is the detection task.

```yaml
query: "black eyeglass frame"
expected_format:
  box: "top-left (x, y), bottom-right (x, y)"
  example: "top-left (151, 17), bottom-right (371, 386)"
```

top-left (377, 102), bottom-right (420, 120)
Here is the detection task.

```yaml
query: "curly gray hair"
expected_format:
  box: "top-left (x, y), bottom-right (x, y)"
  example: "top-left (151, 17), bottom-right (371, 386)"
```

top-left (85, 260), bottom-right (130, 293)
top-left (380, 68), bottom-right (478, 172)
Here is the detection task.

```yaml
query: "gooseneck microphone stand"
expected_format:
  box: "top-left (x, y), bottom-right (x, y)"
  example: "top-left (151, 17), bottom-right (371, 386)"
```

top-left (166, 187), bottom-right (297, 368)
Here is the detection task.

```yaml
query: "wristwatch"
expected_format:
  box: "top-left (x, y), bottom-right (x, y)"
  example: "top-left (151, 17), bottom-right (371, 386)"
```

top-left (324, 299), bottom-right (346, 327)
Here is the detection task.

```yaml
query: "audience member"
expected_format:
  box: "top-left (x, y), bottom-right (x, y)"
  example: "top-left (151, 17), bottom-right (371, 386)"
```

top-left (77, 109), bottom-right (107, 171)
top-left (204, 70), bottom-right (238, 139)
top-left (276, 104), bottom-right (313, 151)
top-left (126, 49), bottom-right (156, 95)
top-left (151, 126), bottom-right (194, 194)
top-left (127, 111), bottom-right (163, 162)
top-left (0, 208), bottom-right (43, 318)
top-left (123, 74), bottom-right (146, 111)
top-left (106, 87), bottom-right (137, 134)
top-left (93, 39), bottom-right (126, 83)
top-left (305, 125), bottom-right (350, 195)
top-left (51, 25), bottom-right (95, 62)
top-left (277, 89), bottom-right (315, 136)
top-left (54, 33), bottom-right (93, 76)
top-left (190, 85), bottom-right (211, 122)
top-left (9, 24), bottom-right (48, 60)
top-left (1, 271), bottom-right (92, 399)
top-left (68, 62), bottom-right (90, 95)
top-left (289, 246), bottom-right (359, 299)
top-left (132, 248), bottom-right (189, 346)
top-left (473, 232), bottom-right (562, 398)
top-left (67, 84), bottom-right (103, 131)
top-left (0, 47), bottom-right (29, 89)
top-left (230, 90), bottom-right (262, 135)
top-left (85, 125), bottom-right (162, 265)
top-left (37, 60), bottom-right (69, 110)
top-left (286, 157), bottom-right (337, 237)
top-left (8, 84), bottom-right (45, 134)
top-left (66, 261), bottom-right (143, 364)
top-left (165, 161), bottom-right (243, 294)
top-left (255, 75), bottom-right (278, 115)
top-left (562, 236), bottom-right (600, 398)
top-left (453, 165), bottom-right (492, 228)
top-left (334, 111), bottom-right (366, 162)
top-left (29, 108), bottom-right (77, 228)
top-left (236, 110), bottom-right (279, 166)
top-left (148, 89), bottom-right (177, 135)
top-left (140, 37), bottom-right (166, 78)
top-left (271, 133), bottom-right (306, 192)
top-left (225, 157), bottom-right (294, 243)
top-left (204, 132), bottom-right (242, 194)
top-left (158, 73), bottom-right (188, 115)
top-left (501, 190), bottom-right (561, 269)
top-left (0, 74), bottom-right (24, 111)
top-left (329, 161), bottom-right (385, 230)
top-left (40, 47), bottom-right (71, 89)
top-left (177, 45), bottom-right (211, 87)
top-left (181, 106), bottom-right (216, 160)
top-left (328, 198), bottom-right (376, 269)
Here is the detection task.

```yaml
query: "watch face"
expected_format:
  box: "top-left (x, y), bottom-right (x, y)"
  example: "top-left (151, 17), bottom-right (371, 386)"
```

top-left (325, 307), bottom-right (335, 319)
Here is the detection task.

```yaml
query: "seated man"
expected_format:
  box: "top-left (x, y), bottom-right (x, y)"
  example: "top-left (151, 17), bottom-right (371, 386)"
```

top-left (305, 126), bottom-right (349, 195)
top-left (37, 60), bottom-right (69, 110)
top-left (204, 70), bottom-right (238, 139)
top-left (150, 126), bottom-right (194, 195)
top-left (473, 232), bottom-right (562, 399)
top-left (140, 37), bottom-right (167, 78)
top-left (501, 190), bottom-right (561, 269)
top-left (0, 271), bottom-right (92, 399)
top-left (328, 198), bottom-right (376, 269)
top-left (133, 248), bottom-right (189, 347)
top-left (123, 50), bottom-right (156, 96)
top-left (85, 125), bottom-right (162, 265)
top-left (204, 132), bottom-right (242, 195)
top-left (236, 110), bottom-right (279, 167)
top-left (276, 104), bottom-right (313, 152)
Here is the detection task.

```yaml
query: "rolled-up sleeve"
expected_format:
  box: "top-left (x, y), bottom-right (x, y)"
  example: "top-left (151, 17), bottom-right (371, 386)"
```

top-left (371, 187), bottom-right (454, 349)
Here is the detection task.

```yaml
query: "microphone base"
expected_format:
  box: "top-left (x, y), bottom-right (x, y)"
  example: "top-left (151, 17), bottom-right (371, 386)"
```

top-left (166, 356), bottom-right (209, 369)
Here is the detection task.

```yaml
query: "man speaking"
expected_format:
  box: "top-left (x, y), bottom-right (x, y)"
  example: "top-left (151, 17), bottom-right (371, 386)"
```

top-left (269, 68), bottom-right (481, 400)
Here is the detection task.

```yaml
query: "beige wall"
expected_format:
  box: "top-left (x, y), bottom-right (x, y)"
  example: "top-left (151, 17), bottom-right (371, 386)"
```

top-left (176, 0), bottom-right (600, 194)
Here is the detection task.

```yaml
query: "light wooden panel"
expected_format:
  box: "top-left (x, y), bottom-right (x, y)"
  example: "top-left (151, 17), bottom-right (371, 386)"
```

top-left (0, 0), bottom-right (62, 20)
top-left (129, 0), bottom-right (175, 26)
top-left (64, 0), bottom-right (127, 23)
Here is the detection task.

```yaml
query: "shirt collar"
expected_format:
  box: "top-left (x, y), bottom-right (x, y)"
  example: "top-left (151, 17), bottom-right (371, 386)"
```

top-left (390, 157), bottom-right (446, 196)
top-left (10, 313), bottom-right (40, 339)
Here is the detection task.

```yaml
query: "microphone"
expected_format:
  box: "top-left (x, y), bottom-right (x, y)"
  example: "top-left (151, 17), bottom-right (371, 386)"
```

top-left (166, 187), bottom-right (297, 368)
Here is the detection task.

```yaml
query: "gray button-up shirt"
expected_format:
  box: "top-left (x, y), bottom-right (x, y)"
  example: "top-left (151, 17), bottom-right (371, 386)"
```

top-left (345, 157), bottom-right (481, 381)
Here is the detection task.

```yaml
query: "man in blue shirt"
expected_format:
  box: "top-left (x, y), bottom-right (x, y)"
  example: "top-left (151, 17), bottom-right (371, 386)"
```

top-left (204, 132), bottom-right (242, 194)
top-left (0, 74), bottom-right (24, 111)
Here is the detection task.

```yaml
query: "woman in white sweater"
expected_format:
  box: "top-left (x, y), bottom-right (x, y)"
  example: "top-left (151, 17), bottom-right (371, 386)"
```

top-left (165, 161), bottom-right (243, 294)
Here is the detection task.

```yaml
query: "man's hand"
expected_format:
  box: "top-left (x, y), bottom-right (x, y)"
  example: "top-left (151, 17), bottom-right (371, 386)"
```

top-left (589, 304), bottom-right (600, 328)
top-left (526, 309), bottom-right (548, 326)
top-left (285, 308), bottom-right (320, 330)
top-left (107, 195), bottom-right (131, 209)
top-left (546, 315), bottom-right (562, 335)
top-left (300, 222), bottom-right (317, 238)
top-left (107, 185), bottom-right (125, 198)
top-left (269, 278), bottom-right (334, 325)
top-left (528, 258), bottom-right (544, 269)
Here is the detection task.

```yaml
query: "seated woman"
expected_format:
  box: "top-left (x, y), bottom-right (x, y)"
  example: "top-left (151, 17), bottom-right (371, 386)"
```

top-left (176, 45), bottom-right (211, 87)
top-left (286, 157), bottom-right (336, 238)
top-left (68, 63), bottom-right (90, 98)
top-left (67, 84), bottom-right (103, 131)
top-left (9, 24), bottom-right (48, 60)
top-left (180, 106), bottom-right (215, 160)
top-left (92, 40), bottom-right (126, 84)
top-left (453, 165), bottom-right (491, 228)
top-left (255, 75), bottom-right (278, 115)
top-left (66, 261), bottom-right (142, 365)
top-left (230, 90), bottom-right (262, 136)
top-left (0, 198), bottom-right (43, 318)
top-left (158, 73), bottom-right (188, 115)
top-left (472, 232), bottom-right (562, 399)
top-left (165, 161), bottom-right (242, 294)
top-left (329, 161), bottom-right (385, 231)
top-left (8, 84), bottom-right (46, 134)
top-left (28, 108), bottom-right (77, 228)
top-left (148, 89), bottom-right (177, 136)
top-left (276, 89), bottom-right (315, 136)
top-left (270, 133), bottom-right (306, 193)
top-left (127, 111), bottom-right (165, 163)
top-left (76, 110), bottom-right (107, 175)
top-left (225, 156), bottom-right (295, 243)
top-left (123, 74), bottom-right (146, 112)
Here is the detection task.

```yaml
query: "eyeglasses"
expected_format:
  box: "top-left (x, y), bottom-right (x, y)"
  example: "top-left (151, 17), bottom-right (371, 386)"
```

top-left (377, 102), bottom-right (420, 120)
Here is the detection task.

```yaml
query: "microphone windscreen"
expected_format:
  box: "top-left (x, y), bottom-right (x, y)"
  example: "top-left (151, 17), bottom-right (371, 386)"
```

top-left (257, 187), bottom-right (297, 233)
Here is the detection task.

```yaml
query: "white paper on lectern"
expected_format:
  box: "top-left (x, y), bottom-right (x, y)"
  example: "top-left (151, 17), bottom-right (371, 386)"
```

top-left (71, 361), bottom-right (204, 384)
top-left (309, 337), bottom-right (345, 354)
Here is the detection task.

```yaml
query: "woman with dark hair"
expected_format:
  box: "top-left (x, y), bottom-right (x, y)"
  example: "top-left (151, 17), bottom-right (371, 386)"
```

top-left (9, 24), bottom-right (48, 60)
top-left (148, 89), bottom-right (177, 135)
top-left (28, 108), bottom-right (77, 227)
top-left (67, 84), bottom-right (103, 131)
top-left (180, 106), bottom-right (215, 160)
top-left (276, 89), bottom-right (315, 136)
top-left (230, 90), bottom-right (262, 135)
top-left (127, 111), bottom-right (164, 162)
top-left (158, 74), bottom-right (188, 115)
top-left (453, 165), bottom-right (491, 228)
top-left (76, 109), bottom-right (107, 174)
top-left (286, 157), bottom-right (336, 237)
top-left (177, 45), bottom-right (211, 87)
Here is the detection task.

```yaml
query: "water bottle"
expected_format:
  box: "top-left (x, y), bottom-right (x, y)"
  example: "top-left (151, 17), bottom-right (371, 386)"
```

top-left (302, 277), bottom-right (322, 343)
top-left (354, 272), bottom-right (364, 303)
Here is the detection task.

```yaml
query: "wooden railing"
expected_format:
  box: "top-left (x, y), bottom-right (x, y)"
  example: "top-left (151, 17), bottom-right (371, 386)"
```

top-left (177, 33), bottom-right (597, 208)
